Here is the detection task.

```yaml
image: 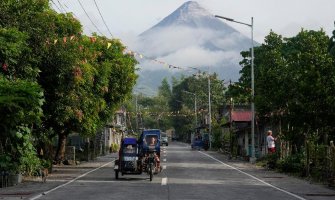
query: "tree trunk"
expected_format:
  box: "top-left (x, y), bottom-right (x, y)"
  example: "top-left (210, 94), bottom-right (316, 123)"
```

top-left (54, 132), bottom-right (67, 164)
top-left (305, 140), bottom-right (310, 177)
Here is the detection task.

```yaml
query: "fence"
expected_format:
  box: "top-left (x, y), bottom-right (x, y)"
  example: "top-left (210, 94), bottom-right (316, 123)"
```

top-left (279, 140), bottom-right (335, 186)
top-left (306, 141), bottom-right (335, 186)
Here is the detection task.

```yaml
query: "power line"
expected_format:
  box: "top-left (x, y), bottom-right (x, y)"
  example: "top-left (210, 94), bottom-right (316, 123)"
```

top-left (56, 0), bottom-right (67, 13)
top-left (57, 0), bottom-right (95, 34)
top-left (93, 0), bottom-right (114, 38)
top-left (60, 0), bottom-right (69, 9)
top-left (77, 0), bottom-right (104, 35)
top-left (50, 0), bottom-right (62, 13)
top-left (52, 1), bottom-right (204, 75)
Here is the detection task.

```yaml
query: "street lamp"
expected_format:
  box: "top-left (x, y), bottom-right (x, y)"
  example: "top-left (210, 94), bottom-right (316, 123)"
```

top-left (182, 90), bottom-right (197, 128)
top-left (215, 15), bottom-right (255, 162)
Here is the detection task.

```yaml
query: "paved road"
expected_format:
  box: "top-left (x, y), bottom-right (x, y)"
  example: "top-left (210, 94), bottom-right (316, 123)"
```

top-left (1, 142), bottom-right (334, 200)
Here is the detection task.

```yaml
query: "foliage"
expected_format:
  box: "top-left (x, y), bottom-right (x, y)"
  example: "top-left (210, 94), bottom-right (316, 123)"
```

top-left (0, 126), bottom-right (41, 175)
top-left (127, 78), bottom-right (173, 132)
top-left (169, 73), bottom-right (226, 140)
top-left (0, 2), bottom-right (46, 172)
top-left (277, 153), bottom-right (305, 174)
top-left (0, 76), bottom-right (44, 130)
top-left (0, 154), bottom-right (17, 173)
top-left (110, 143), bottom-right (120, 153)
top-left (17, 129), bottom-right (42, 176)
top-left (229, 28), bottom-right (335, 179)
top-left (235, 29), bottom-right (335, 141)
top-left (0, 76), bottom-right (44, 171)
top-left (0, 0), bottom-right (138, 164)
top-left (0, 28), bottom-right (32, 79)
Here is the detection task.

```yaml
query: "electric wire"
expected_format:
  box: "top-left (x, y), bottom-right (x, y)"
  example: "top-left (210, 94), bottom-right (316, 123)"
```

top-left (77, 0), bottom-right (104, 35)
top-left (61, 0), bottom-right (69, 9)
top-left (93, 0), bottom-right (114, 38)
top-left (50, 0), bottom-right (62, 13)
top-left (52, 1), bottom-right (203, 74)
top-left (57, 0), bottom-right (95, 33)
top-left (56, 0), bottom-right (67, 13)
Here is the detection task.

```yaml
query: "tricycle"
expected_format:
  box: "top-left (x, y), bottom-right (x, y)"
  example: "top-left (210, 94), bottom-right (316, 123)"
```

top-left (191, 132), bottom-right (209, 150)
top-left (114, 137), bottom-right (141, 179)
top-left (114, 129), bottom-right (162, 181)
top-left (138, 129), bottom-right (162, 181)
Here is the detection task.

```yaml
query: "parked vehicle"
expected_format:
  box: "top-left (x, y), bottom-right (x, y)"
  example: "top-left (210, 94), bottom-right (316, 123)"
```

top-left (191, 133), bottom-right (209, 150)
top-left (161, 132), bottom-right (169, 146)
top-left (191, 136), bottom-right (203, 150)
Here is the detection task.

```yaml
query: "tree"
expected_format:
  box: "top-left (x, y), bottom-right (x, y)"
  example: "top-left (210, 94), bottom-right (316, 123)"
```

top-left (41, 34), bottom-right (138, 161)
top-left (239, 29), bottom-right (335, 147)
top-left (0, 0), bottom-right (138, 163)
top-left (169, 73), bottom-right (226, 141)
top-left (0, 76), bottom-right (44, 174)
top-left (283, 30), bottom-right (335, 141)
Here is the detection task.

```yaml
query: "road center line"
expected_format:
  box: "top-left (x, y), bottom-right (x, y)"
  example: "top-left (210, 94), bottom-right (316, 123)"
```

top-left (199, 151), bottom-right (307, 200)
top-left (161, 177), bottom-right (168, 185)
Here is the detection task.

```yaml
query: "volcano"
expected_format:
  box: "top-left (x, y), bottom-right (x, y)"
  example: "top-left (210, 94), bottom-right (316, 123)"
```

top-left (134, 1), bottom-right (256, 93)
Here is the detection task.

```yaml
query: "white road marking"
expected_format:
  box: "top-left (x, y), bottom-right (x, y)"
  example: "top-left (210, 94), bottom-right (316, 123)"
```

top-left (163, 165), bottom-right (167, 170)
top-left (163, 158), bottom-right (167, 162)
top-left (29, 160), bottom-right (114, 200)
top-left (199, 151), bottom-right (307, 200)
top-left (161, 177), bottom-right (168, 185)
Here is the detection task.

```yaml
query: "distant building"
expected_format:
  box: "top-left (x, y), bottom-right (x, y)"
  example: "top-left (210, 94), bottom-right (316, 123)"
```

top-left (220, 104), bottom-right (267, 159)
top-left (67, 106), bottom-right (127, 158)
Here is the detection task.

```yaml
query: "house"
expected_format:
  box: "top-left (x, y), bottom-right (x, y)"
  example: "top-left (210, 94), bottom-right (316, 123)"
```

top-left (220, 104), bottom-right (267, 159)
top-left (102, 107), bottom-right (127, 153)
top-left (67, 107), bottom-right (127, 159)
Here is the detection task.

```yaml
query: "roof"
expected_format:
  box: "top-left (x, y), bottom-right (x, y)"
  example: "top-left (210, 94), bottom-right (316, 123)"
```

top-left (231, 111), bottom-right (252, 122)
top-left (123, 137), bottom-right (137, 145)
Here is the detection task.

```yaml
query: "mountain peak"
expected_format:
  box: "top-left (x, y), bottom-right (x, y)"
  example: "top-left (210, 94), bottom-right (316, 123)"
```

top-left (145, 1), bottom-right (211, 29)
top-left (175, 1), bottom-right (211, 18)
top-left (136, 1), bottom-right (257, 91)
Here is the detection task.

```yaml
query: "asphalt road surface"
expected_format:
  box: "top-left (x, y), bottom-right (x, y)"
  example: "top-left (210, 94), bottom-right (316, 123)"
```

top-left (22, 142), bottom-right (335, 200)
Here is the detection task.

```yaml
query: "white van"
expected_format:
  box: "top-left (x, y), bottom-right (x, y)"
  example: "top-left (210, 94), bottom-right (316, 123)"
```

top-left (161, 132), bottom-right (168, 146)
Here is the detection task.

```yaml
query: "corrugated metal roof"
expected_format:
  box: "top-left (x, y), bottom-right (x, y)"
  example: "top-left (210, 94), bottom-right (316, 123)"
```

top-left (231, 111), bottom-right (252, 122)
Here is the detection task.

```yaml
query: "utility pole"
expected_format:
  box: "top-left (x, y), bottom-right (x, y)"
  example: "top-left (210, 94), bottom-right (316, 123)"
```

top-left (208, 68), bottom-right (212, 149)
top-left (215, 15), bottom-right (256, 162)
top-left (135, 95), bottom-right (138, 133)
top-left (182, 90), bottom-right (197, 128)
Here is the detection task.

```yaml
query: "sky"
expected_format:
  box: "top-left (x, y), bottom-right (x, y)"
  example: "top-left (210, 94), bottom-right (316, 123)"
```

top-left (55, 0), bottom-right (335, 44)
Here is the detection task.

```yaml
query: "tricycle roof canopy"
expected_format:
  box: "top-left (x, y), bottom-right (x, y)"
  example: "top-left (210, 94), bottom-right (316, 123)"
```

top-left (123, 137), bottom-right (137, 145)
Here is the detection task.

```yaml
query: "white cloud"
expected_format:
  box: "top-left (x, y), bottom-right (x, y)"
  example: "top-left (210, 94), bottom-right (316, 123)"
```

top-left (159, 46), bottom-right (239, 67)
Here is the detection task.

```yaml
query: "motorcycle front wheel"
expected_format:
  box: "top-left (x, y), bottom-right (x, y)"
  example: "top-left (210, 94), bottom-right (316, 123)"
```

top-left (149, 163), bottom-right (153, 181)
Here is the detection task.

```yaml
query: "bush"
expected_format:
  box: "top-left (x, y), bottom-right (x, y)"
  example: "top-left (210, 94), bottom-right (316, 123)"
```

top-left (110, 143), bottom-right (119, 153)
top-left (264, 153), bottom-right (279, 169)
top-left (277, 153), bottom-right (305, 174)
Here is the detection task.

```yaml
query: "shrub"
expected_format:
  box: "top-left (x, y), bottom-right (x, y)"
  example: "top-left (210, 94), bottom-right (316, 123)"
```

top-left (110, 143), bottom-right (119, 153)
top-left (277, 153), bottom-right (305, 174)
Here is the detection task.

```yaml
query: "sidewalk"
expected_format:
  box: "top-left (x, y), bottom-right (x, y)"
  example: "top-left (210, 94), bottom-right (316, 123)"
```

top-left (210, 151), bottom-right (335, 199)
top-left (0, 154), bottom-right (117, 200)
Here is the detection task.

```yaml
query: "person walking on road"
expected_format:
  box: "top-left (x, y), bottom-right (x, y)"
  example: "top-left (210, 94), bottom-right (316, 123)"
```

top-left (266, 130), bottom-right (277, 154)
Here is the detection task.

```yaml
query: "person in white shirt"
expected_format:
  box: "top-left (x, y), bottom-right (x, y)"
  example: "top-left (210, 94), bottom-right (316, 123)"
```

top-left (266, 130), bottom-right (277, 153)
